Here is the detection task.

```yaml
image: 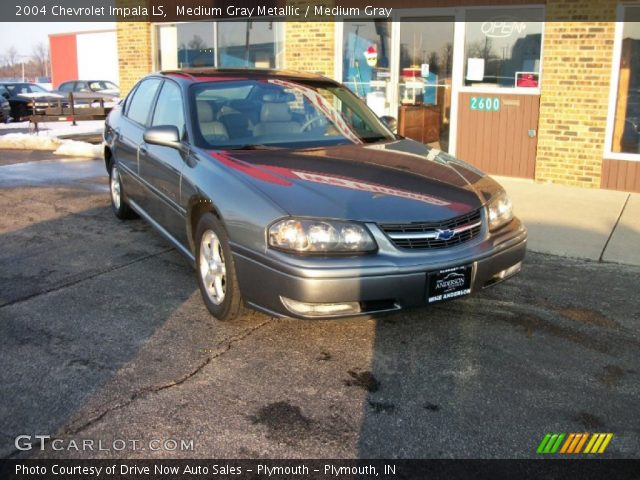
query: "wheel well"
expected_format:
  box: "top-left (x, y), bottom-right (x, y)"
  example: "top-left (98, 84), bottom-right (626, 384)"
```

top-left (188, 199), bottom-right (221, 253)
top-left (104, 146), bottom-right (113, 173)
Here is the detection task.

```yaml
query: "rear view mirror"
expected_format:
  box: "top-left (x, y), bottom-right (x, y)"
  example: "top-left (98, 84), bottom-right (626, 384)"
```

top-left (380, 115), bottom-right (397, 133)
top-left (143, 125), bottom-right (182, 150)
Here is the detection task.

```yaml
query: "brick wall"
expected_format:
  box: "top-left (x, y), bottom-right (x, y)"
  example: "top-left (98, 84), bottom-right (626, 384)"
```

top-left (117, 22), bottom-right (153, 95)
top-left (535, 0), bottom-right (617, 187)
top-left (283, 0), bottom-right (335, 77)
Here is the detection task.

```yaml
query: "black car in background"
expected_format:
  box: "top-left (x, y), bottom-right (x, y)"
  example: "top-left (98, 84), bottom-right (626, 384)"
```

top-left (0, 86), bottom-right (10, 122)
top-left (0, 82), bottom-right (63, 121)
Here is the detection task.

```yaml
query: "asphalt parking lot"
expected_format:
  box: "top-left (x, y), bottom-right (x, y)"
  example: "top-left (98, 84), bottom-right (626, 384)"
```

top-left (0, 151), bottom-right (639, 459)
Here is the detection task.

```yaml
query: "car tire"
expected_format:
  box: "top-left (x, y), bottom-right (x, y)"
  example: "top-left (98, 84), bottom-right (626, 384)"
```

top-left (109, 163), bottom-right (136, 220)
top-left (195, 213), bottom-right (243, 321)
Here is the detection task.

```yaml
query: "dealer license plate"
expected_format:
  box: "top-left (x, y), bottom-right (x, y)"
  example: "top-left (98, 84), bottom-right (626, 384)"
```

top-left (427, 265), bottom-right (472, 304)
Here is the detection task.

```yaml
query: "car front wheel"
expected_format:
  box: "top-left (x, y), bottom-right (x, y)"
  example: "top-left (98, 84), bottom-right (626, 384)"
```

top-left (195, 213), bottom-right (243, 321)
top-left (109, 163), bottom-right (136, 219)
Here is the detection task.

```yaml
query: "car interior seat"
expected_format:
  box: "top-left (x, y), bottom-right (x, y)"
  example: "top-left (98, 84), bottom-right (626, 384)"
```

top-left (252, 93), bottom-right (302, 137)
top-left (197, 101), bottom-right (229, 143)
top-left (217, 105), bottom-right (252, 140)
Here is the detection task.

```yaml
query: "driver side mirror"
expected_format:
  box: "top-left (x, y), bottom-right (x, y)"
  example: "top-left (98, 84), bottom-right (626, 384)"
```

top-left (380, 115), bottom-right (397, 133)
top-left (143, 125), bottom-right (184, 151)
top-left (1, 92), bottom-right (9, 99)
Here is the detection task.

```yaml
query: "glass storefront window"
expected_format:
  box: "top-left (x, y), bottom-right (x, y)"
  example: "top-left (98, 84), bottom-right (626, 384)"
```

top-left (157, 23), bottom-right (215, 70)
top-left (217, 21), bottom-right (282, 68)
top-left (399, 17), bottom-right (453, 106)
top-left (156, 22), bottom-right (282, 71)
top-left (342, 20), bottom-right (391, 116)
top-left (611, 8), bottom-right (640, 154)
top-left (464, 8), bottom-right (543, 88)
top-left (177, 23), bottom-right (215, 68)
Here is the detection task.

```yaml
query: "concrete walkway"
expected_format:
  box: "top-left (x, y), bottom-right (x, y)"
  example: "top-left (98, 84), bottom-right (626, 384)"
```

top-left (496, 176), bottom-right (640, 266)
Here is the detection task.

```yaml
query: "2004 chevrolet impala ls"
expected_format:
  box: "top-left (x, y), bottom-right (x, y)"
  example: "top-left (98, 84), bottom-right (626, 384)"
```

top-left (104, 69), bottom-right (526, 320)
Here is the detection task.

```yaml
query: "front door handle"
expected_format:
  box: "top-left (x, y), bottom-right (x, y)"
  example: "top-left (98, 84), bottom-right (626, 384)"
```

top-left (139, 145), bottom-right (148, 156)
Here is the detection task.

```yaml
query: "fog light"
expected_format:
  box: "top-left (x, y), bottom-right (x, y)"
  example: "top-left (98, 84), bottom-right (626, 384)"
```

top-left (280, 297), bottom-right (361, 317)
top-left (487, 261), bottom-right (522, 286)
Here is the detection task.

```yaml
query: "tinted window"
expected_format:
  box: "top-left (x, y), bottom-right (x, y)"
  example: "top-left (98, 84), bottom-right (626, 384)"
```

top-left (5, 83), bottom-right (49, 95)
top-left (76, 81), bottom-right (90, 92)
top-left (58, 82), bottom-right (74, 92)
top-left (126, 79), bottom-right (162, 125)
top-left (152, 81), bottom-right (185, 138)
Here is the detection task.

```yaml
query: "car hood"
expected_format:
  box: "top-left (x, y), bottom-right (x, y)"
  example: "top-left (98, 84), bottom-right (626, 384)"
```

top-left (207, 139), bottom-right (494, 223)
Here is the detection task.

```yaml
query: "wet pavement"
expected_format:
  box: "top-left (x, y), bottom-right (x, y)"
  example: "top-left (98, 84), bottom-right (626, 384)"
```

top-left (0, 151), bottom-right (638, 459)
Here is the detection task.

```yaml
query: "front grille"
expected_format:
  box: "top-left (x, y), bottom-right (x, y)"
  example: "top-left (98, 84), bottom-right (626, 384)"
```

top-left (379, 209), bottom-right (483, 250)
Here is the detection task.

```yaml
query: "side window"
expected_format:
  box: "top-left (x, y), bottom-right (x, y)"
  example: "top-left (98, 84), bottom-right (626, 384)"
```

top-left (76, 81), bottom-right (90, 92)
top-left (59, 83), bottom-right (73, 92)
top-left (151, 81), bottom-right (185, 139)
top-left (126, 79), bottom-right (162, 126)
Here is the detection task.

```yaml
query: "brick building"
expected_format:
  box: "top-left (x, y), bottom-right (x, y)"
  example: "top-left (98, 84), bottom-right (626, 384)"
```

top-left (115, 0), bottom-right (640, 192)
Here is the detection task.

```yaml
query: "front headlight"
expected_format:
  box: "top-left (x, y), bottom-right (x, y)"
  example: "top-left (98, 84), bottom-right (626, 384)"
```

top-left (487, 191), bottom-right (513, 231)
top-left (268, 218), bottom-right (377, 253)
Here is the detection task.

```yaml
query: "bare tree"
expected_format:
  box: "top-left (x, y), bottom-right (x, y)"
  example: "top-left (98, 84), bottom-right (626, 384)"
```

top-left (4, 46), bottom-right (20, 78)
top-left (5, 46), bottom-right (18, 66)
top-left (31, 42), bottom-right (49, 78)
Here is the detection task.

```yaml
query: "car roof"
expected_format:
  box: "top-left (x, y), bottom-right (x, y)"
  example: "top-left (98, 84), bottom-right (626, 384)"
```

top-left (159, 68), bottom-right (334, 84)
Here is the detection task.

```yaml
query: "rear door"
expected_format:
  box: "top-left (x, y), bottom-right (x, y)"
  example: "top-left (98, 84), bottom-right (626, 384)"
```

top-left (139, 79), bottom-right (189, 245)
top-left (113, 78), bottom-right (162, 206)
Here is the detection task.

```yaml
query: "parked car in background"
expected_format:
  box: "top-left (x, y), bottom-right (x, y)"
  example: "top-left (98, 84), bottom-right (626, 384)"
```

top-left (104, 69), bottom-right (526, 321)
top-left (0, 82), bottom-right (62, 121)
top-left (56, 80), bottom-right (120, 107)
top-left (0, 86), bottom-right (11, 122)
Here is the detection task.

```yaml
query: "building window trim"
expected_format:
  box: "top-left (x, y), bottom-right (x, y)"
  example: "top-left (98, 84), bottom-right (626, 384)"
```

top-left (460, 5), bottom-right (545, 95)
top-left (604, 5), bottom-right (640, 162)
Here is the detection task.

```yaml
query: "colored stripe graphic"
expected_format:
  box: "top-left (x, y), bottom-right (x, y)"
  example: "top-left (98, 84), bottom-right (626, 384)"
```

top-left (574, 433), bottom-right (589, 453)
top-left (538, 433), bottom-right (613, 454)
top-left (537, 433), bottom-right (565, 454)
top-left (560, 433), bottom-right (575, 453)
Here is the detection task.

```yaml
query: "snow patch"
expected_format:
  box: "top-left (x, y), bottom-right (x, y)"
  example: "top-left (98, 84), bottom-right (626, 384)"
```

top-left (0, 133), bottom-right (101, 158)
top-left (54, 140), bottom-right (102, 158)
top-left (0, 133), bottom-right (62, 150)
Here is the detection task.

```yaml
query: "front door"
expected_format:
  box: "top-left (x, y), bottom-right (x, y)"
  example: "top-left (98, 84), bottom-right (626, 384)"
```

top-left (139, 79), bottom-right (189, 245)
top-left (397, 16), bottom-right (455, 151)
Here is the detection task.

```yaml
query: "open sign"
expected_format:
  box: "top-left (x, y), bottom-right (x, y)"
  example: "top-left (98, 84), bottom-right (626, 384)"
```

top-left (481, 21), bottom-right (527, 38)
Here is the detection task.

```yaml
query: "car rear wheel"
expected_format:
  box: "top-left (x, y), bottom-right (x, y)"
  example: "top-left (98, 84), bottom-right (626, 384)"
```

top-left (195, 213), bottom-right (243, 321)
top-left (109, 163), bottom-right (136, 219)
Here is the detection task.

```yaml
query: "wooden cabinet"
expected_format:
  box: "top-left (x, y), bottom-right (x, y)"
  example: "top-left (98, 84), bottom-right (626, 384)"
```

top-left (398, 104), bottom-right (441, 144)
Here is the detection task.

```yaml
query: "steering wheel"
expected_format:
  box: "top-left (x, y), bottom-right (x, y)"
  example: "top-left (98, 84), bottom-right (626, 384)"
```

top-left (300, 115), bottom-right (325, 132)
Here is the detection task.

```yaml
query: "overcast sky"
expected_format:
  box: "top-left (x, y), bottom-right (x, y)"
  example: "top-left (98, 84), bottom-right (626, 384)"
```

top-left (0, 22), bottom-right (115, 58)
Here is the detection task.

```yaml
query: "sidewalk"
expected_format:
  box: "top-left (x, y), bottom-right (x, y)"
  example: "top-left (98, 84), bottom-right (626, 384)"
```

top-left (495, 176), bottom-right (640, 267)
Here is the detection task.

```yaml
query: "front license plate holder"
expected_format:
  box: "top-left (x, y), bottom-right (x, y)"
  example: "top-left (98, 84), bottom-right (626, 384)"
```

top-left (427, 264), bottom-right (473, 304)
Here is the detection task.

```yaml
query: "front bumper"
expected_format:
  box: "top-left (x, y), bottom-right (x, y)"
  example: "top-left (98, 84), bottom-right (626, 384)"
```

top-left (233, 216), bottom-right (527, 319)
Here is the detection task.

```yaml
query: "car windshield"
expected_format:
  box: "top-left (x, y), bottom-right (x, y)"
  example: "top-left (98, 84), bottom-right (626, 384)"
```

top-left (189, 78), bottom-right (395, 149)
top-left (89, 81), bottom-right (118, 92)
top-left (4, 83), bottom-right (49, 95)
